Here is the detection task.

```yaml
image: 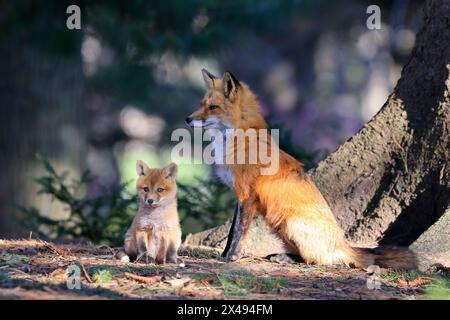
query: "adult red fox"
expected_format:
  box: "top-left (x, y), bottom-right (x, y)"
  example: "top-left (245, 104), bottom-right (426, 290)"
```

top-left (186, 68), bottom-right (416, 269)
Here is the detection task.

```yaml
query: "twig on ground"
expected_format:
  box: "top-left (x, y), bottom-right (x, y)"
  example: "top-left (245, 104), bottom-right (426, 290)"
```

top-left (80, 263), bottom-right (93, 283)
top-left (97, 245), bottom-right (116, 256)
top-left (44, 243), bottom-right (67, 256)
top-left (124, 272), bottom-right (162, 285)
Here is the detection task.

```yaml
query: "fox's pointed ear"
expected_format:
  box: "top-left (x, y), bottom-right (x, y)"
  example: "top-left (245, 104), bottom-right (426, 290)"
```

top-left (163, 162), bottom-right (178, 179)
top-left (202, 68), bottom-right (217, 89)
top-left (222, 71), bottom-right (240, 100)
top-left (136, 160), bottom-right (150, 176)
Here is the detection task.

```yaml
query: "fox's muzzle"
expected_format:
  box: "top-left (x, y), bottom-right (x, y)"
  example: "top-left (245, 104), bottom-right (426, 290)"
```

top-left (185, 117), bottom-right (207, 128)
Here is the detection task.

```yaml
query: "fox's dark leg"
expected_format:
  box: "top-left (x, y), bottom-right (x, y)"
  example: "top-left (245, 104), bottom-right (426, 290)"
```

top-left (222, 202), bottom-right (241, 258)
top-left (223, 200), bottom-right (256, 262)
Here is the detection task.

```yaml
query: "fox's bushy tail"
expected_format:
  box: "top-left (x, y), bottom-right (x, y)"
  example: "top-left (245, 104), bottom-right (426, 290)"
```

top-left (350, 246), bottom-right (418, 270)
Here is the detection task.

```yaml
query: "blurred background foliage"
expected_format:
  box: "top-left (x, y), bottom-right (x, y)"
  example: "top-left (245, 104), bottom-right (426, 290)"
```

top-left (0, 0), bottom-right (423, 244)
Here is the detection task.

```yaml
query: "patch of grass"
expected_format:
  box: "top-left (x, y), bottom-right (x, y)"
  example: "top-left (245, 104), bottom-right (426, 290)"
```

top-left (124, 263), bottom-right (162, 274)
top-left (190, 272), bottom-right (216, 281)
top-left (217, 275), bottom-right (247, 296)
top-left (423, 277), bottom-right (450, 300)
top-left (380, 269), bottom-right (450, 300)
top-left (0, 272), bottom-right (9, 281)
top-left (188, 270), bottom-right (287, 296)
top-left (0, 254), bottom-right (31, 265)
top-left (295, 264), bottom-right (326, 273)
top-left (216, 271), bottom-right (287, 296)
top-left (179, 246), bottom-right (222, 260)
top-left (92, 269), bottom-right (113, 283)
top-left (380, 269), bottom-right (425, 284)
top-left (15, 255), bottom-right (32, 263)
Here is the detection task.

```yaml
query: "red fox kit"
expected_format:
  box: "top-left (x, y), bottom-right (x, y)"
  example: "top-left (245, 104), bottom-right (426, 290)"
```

top-left (119, 161), bottom-right (181, 264)
top-left (186, 69), bottom-right (416, 269)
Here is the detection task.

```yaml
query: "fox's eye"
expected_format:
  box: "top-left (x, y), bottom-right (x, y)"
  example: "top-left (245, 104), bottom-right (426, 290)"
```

top-left (209, 105), bottom-right (219, 110)
top-left (157, 187), bottom-right (165, 193)
top-left (143, 187), bottom-right (149, 192)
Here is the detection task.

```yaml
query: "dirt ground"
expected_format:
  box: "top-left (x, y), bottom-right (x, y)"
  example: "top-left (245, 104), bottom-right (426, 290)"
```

top-left (0, 239), bottom-right (438, 300)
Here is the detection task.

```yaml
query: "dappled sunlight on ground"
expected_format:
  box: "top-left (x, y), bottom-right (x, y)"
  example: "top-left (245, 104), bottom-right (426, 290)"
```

top-left (0, 239), bottom-right (431, 300)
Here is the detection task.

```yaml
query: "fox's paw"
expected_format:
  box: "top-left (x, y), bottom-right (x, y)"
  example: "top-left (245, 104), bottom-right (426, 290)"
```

top-left (136, 252), bottom-right (155, 264)
top-left (224, 242), bottom-right (243, 262)
top-left (225, 251), bottom-right (242, 262)
top-left (116, 250), bottom-right (130, 263)
top-left (268, 253), bottom-right (298, 264)
top-left (167, 256), bottom-right (178, 264)
top-left (144, 254), bottom-right (156, 264)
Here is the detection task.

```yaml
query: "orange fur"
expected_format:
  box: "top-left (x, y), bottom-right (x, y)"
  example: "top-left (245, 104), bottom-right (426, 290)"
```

top-left (119, 161), bottom-right (181, 264)
top-left (187, 69), bottom-right (417, 269)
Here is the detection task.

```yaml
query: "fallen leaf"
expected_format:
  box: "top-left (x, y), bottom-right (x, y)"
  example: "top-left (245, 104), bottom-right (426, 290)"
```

top-left (80, 263), bottom-right (93, 283)
top-left (49, 268), bottom-right (67, 282)
top-left (397, 277), bottom-right (433, 287)
top-left (164, 277), bottom-right (191, 288)
top-left (45, 243), bottom-right (67, 256)
top-left (124, 272), bottom-right (162, 285)
top-left (179, 283), bottom-right (222, 298)
top-left (196, 278), bottom-right (216, 286)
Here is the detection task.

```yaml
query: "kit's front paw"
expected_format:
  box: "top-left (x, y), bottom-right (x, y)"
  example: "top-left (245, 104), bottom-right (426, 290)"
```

top-left (145, 254), bottom-right (156, 264)
top-left (136, 252), bottom-right (155, 264)
top-left (120, 255), bottom-right (130, 263)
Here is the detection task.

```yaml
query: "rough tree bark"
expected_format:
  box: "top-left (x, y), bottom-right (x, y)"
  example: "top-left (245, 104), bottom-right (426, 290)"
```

top-left (0, 45), bottom-right (86, 237)
top-left (185, 0), bottom-right (450, 267)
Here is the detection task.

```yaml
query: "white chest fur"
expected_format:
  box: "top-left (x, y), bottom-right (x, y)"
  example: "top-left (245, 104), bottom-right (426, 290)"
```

top-left (210, 128), bottom-right (234, 189)
top-left (137, 207), bottom-right (171, 230)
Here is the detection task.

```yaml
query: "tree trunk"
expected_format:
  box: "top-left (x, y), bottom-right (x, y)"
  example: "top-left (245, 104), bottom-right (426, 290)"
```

top-left (0, 45), bottom-right (87, 237)
top-left (185, 0), bottom-right (450, 266)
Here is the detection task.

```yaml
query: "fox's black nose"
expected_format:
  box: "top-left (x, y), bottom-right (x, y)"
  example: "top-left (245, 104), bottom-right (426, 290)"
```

top-left (146, 199), bottom-right (154, 205)
top-left (185, 117), bottom-right (193, 124)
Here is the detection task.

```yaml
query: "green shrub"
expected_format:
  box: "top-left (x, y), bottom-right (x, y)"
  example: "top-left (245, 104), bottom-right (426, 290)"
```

top-left (178, 177), bottom-right (235, 234)
top-left (92, 269), bottom-right (113, 284)
top-left (20, 154), bottom-right (137, 246)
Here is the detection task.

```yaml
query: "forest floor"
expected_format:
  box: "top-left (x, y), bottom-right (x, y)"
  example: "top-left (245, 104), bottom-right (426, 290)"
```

top-left (0, 239), bottom-right (449, 300)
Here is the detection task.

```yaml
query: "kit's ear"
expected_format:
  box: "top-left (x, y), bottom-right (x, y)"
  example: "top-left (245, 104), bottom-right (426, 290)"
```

top-left (202, 68), bottom-right (218, 89)
top-left (222, 71), bottom-right (240, 100)
top-left (136, 160), bottom-right (150, 176)
top-left (164, 162), bottom-right (178, 179)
